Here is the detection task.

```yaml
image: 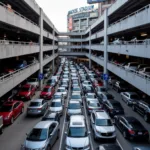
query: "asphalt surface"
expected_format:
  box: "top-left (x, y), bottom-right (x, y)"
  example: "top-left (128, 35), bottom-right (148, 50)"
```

top-left (0, 72), bottom-right (150, 150)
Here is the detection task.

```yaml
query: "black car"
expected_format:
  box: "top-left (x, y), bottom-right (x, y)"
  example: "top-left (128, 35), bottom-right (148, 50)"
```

top-left (103, 100), bottom-right (124, 117)
top-left (114, 116), bottom-right (149, 141)
top-left (113, 81), bottom-right (129, 92)
top-left (83, 86), bottom-right (95, 95)
top-left (96, 144), bottom-right (122, 150)
top-left (132, 100), bottom-right (150, 122)
top-left (41, 111), bottom-right (60, 123)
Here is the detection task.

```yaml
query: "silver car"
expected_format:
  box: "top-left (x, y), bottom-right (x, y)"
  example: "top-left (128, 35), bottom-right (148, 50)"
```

top-left (27, 99), bottom-right (48, 116)
top-left (120, 92), bottom-right (140, 106)
top-left (22, 121), bottom-right (59, 150)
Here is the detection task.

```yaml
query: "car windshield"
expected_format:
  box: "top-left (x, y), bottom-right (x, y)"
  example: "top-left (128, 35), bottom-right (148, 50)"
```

top-left (28, 79), bottom-right (37, 82)
top-left (71, 95), bottom-right (81, 99)
top-left (68, 127), bottom-right (87, 137)
top-left (42, 118), bottom-right (55, 121)
top-left (130, 94), bottom-right (140, 99)
top-left (130, 63), bottom-right (138, 67)
top-left (54, 95), bottom-right (61, 99)
top-left (51, 102), bottom-right (61, 107)
top-left (68, 103), bottom-right (80, 109)
top-left (87, 95), bottom-right (96, 98)
top-left (0, 105), bottom-right (12, 112)
top-left (112, 102), bottom-right (122, 109)
top-left (73, 88), bottom-right (80, 91)
top-left (21, 87), bottom-right (30, 91)
top-left (42, 88), bottom-right (51, 92)
top-left (106, 94), bottom-right (114, 99)
top-left (96, 119), bottom-right (112, 126)
top-left (57, 89), bottom-right (65, 92)
top-left (30, 102), bottom-right (41, 107)
top-left (89, 103), bottom-right (100, 107)
top-left (27, 128), bottom-right (48, 141)
top-left (98, 88), bottom-right (106, 92)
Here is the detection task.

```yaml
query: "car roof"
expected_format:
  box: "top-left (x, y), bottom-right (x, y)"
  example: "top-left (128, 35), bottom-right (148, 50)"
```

top-left (70, 115), bottom-right (85, 127)
top-left (44, 112), bottom-right (57, 118)
top-left (54, 92), bottom-right (62, 95)
top-left (58, 87), bottom-right (65, 89)
top-left (123, 116), bottom-right (137, 122)
top-left (69, 101), bottom-right (80, 104)
top-left (87, 93), bottom-right (95, 95)
top-left (95, 110), bottom-right (110, 119)
top-left (34, 121), bottom-right (54, 129)
top-left (31, 99), bottom-right (43, 102)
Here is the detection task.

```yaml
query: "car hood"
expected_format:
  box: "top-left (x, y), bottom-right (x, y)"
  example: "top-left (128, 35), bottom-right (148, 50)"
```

top-left (66, 137), bottom-right (89, 148)
top-left (96, 126), bottom-right (115, 133)
top-left (0, 112), bottom-right (11, 118)
top-left (40, 92), bottom-right (50, 95)
top-left (68, 109), bottom-right (81, 114)
top-left (49, 107), bottom-right (62, 111)
top-left (24, 140), bottom-right (47, 149)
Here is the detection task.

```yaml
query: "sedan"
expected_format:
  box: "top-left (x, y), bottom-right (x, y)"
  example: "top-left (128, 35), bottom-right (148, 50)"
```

top-left (114, 116), bottom-right (149, 141)
top-left (40, 86), bottom-right (55, 100)
top-left (70, 93), bottom-right (83, 104)
top-left (0, 101), bottom-right (24, 125)
top-left (22, 121), bottom-right (59, 150)
top-left (82, 80), bottom-right (92, 87)
top-left (72, 86), bottom-right (82, 95)
top-left (57, 87), bottom-right (67, 98)
top-left (98, 92), bottom-right (114, 103)
top-left (83, 86), bottom-right (95, 95)
top-left (27, 99), bottom-right (48, 116)
top-left (17, 84), bottom-right (36, 100)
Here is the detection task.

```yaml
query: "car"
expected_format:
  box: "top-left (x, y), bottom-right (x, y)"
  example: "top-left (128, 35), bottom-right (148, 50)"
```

top-left (82, 80), bottom-right (92, 87)
top-left (133, 146), bottom-right (150, 150)
top-left (96, 144), bottom-right (122, 150)
top-left (83, 86), bottom-right (95, 95)
top-left (44, 65), bottom-right (51, 72)
top-left (49, 99), bottom-right (64, 116)
top-left (113, 81), bottom-right (129, 93)
top-left (17, 84), bottom-right (36, 100)
top-left (137, 64), bottom-right (148, 71)
top-left (52, 92), bottom-right (64, 102)
top-left (27, 56), bottom-right (38, 64)
top-left (57, 87), bottom-right (67, 98)
top-left (65, 115), bottom-right (90, 150)
top-left (86, 101), bottom-right (102, 114)
top-left (60, 82), bottom-right (69, 90)
top-left (120, 92), bottom-right (140, 106)
top-left (0, 101), bottom-right (24, 125)
top-left (108, 76), bottom-right (117, 86)
top-left (15, 59), bottom-right (27, 70)
top-left (103, 100), bottom-right (124, 117)
top-left (47, 79), bottom-right (57, 87)
top-left (84, 93), bottom-right (98, 103)
top-left (70, 93), bottom-right (83, 104)
top-left (42, 111), bottom-right (60, 123)
top-left (40, 86), bottom-right (55, 100)
top-left (112, 38), bottom-right (124, 45)
top-left (51, 76), bottom-right (59, 84)
top-left (72, 86), bottom-right (82, 95)
top-left (114, 116), bottom-right (149, 141)
top-left (67, 101), bottom-right (83, 120)
top-left (90, 110), bottom-right (116, 141)
top-left (27, 99), bottom-right (48, 116)
top-left (22, 121), bottom-right (59, 150)
top-left (92, 79), bottom-right (103, 88)
top-left (98, 92), bottom-right (114, 103)
top-left (124, 62), bottom-right (139, 71)
top-left (138, 67), bottom-right (150, 76)
top-left (27, 78), bottom-right (39, 88)
top-left (95, 86), bottom-right (107, 95)
top-left (132, 100), bottom-right (150, 122)
top-left (71, 79), bottom-right (79, 87)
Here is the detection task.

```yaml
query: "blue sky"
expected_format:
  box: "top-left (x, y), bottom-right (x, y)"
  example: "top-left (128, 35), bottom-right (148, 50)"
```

top-left (36, 0), bottom-right (97, 32)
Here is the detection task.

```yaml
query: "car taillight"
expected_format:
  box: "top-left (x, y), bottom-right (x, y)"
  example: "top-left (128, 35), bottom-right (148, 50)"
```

top-left (128, 129), bottom-right (135, 135)
top-left (144, 131), bottom-right (149, 135)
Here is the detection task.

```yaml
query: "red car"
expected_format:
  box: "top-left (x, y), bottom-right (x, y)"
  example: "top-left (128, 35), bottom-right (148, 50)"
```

top-left (17, 84), bottom-right (36, 100)
top-left (92, 80), bottom-right (103, 88)
top-left (40, 86), bottom-right (55, 100)
top-left (0, 101), bottom-right (24, 125)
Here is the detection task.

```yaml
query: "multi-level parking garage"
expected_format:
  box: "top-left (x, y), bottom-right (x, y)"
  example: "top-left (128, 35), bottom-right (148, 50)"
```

top-left (1, 0), bottom-right (150, 150)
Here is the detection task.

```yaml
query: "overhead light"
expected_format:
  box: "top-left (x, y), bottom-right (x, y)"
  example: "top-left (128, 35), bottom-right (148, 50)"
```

top-left (141, 33), bottom-right (147, 37)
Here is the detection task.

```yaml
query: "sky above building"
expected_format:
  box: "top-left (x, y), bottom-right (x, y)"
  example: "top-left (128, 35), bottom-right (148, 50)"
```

top-left (36, 0), bottom-right (97, 32)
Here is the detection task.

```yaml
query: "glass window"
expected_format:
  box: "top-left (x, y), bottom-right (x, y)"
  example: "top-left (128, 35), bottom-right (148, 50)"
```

top-left (42, 88), bottom-right (51, 92)
top-left (89, 102), bottom-right (100, 107)
top-left (130, 94), bottom-right (140, 99)
top-left (95, 119), bottom-right (112, 126)
top-left (71, 95), bottom-right (81, 99)
top-left (68, 127), bottom-right (87, 137)
top-left (68, 103), bottom-right (80, 109)
top-left (21, 87), bottom-right (30, 91)
top-left (29, 102), bottom-right (41, 107)
top-left (51, 102), bottom-right (61, 107)
top-left (0, 105), bottom-right (12, 112)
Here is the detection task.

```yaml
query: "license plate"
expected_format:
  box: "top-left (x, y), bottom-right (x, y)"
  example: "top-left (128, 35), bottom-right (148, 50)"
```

top-left (138, 132), bottom-right (142, 135)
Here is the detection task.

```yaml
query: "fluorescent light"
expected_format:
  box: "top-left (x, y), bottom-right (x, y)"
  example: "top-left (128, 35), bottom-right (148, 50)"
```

top-left (141, 33), bottom-right (147, 37)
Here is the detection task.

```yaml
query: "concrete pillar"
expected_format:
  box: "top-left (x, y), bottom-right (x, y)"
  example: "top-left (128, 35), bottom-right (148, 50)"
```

top-left (104, 8), bottom-right (108, 88)
top-left (52, 25), bottom-right (55, 74)
top-left (39, 8), bottom-right (43, 90)
top-left (89, 26), bottom-right (91, 69)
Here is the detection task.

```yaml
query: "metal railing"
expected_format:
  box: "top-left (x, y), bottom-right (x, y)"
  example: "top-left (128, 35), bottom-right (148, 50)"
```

top-left (0, 2), bottom-right (39, 27)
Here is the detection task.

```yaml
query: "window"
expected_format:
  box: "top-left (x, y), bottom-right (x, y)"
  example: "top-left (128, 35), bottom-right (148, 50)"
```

top-left (95, 119), bottom-right (112, 126)
top-left (14, 102), bottom-right (20, 109)
top-left (68, 127), bottom-right (87, 137)
top-left (30, 102), bottom-right (41, 107)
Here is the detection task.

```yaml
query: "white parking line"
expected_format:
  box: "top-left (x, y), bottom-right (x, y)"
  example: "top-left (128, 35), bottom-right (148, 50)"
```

top-left (116, 139), bottom-right (124, 150)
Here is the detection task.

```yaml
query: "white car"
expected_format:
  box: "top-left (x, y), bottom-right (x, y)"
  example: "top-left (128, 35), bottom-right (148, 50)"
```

top-left (27, 78), bottom-right (39, 88)
top-left (65, 115), bottom-right (90, 150)
top-left (85, 93), bottom-right (98, 103)
top-left (82, 81), bottom-right (92, 87)
top-left (49, 99), bottom-right (64, 116)
top-left (57, 87), bottom-right (67, 98)
top-left (70, 93), bottom-right (83, 104)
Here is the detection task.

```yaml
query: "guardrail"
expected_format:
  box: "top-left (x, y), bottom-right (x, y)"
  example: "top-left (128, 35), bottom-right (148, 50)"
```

top-left (0, 2), bottom-right (39, 27)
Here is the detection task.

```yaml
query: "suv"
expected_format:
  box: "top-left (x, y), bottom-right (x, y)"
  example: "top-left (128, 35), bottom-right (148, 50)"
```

top-left (132, 100), bottom-right (150, 122)
top-left (65, 115), bottom-right (90, 150)
top-left (90, 110), bottom-right (116, 141)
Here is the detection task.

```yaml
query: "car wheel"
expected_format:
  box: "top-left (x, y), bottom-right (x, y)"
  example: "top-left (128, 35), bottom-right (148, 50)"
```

top-left (144, 115), bottom-right (148, 122)
top-left (132, 105), bottom-right (136, 112)
top-left (10, 117), bottom-right (14, 124)
top-left (123, 131), bottom-right (127, 139)
top-left (21, 107), bottom-right (24, 114)
top-left (0, 127), bottom-right (3, 134)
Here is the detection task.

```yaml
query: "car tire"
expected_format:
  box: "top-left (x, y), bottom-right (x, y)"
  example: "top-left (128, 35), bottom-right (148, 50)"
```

top-left (0, 127), bottom-right (3, 134)
top-left (132, 105), bottom-right (136, 112)
top-left (21, 107), bottom-right (24, 114)
top-left (10, 117), bottom-right (14, 124)
top-left (123, 131), bottom-right (127, 139)
top-left (144, 114), bottom-right (148, 122)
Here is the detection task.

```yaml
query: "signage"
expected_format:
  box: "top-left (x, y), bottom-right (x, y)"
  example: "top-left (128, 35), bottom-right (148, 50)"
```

top-left (87, 0), bottom-right (107, 4)
top-left (38, 73), bottom-right (44, 80)
top-left (103, 74), bottom-right (109, 81)
top-left (72, 12), bottom-right (90, 19)
top-left (68, 17), bottom-right (73, 31)
top-left (68, 5), bottom-right (94, 15)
